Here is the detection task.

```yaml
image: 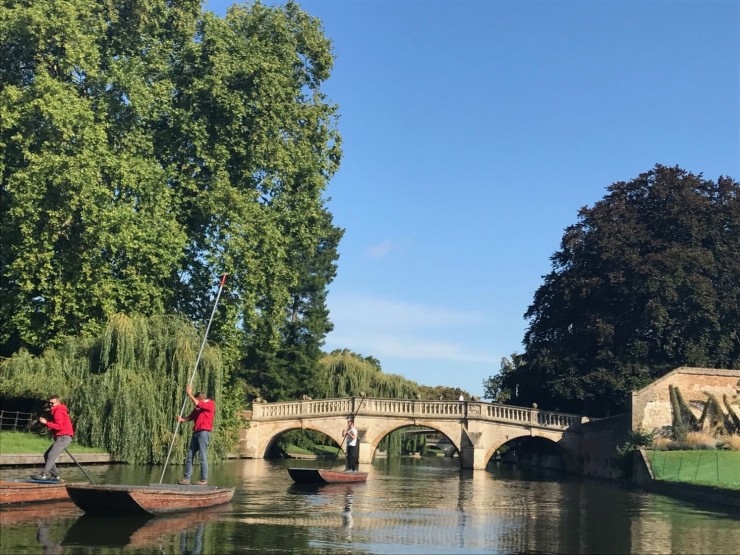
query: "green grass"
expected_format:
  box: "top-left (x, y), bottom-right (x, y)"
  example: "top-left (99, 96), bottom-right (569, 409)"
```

top-left (647, 450), bottom-right (740, 490)
top-left (283, 443), bottom-right (343, 457)
top-left (0, 431), bottom-right (107, 454)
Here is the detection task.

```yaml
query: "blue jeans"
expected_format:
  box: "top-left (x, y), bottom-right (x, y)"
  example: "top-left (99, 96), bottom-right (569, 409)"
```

top-left (184, 431), bottom-right (210, 481)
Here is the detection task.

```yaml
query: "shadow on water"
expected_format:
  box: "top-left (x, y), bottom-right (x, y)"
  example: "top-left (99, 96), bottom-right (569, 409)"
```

top-left (61, 506), bottom-right (227, 550)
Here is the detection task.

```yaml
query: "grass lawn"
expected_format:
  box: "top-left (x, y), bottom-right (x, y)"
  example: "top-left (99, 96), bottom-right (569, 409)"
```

top-left (646, 450), bottom-right (740, 490)
top-left (283, 443), bottom-right (343, 457)
top-left (0, 431), bottom-right (107, 454)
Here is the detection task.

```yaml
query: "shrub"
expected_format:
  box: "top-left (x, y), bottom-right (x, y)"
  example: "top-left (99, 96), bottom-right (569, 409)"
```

top-left (683, 432), bottom-right (717, 450)
top-left (651, 437), bottom-right (675, 451)
top-left (718, 434), bottom-right (740, 451)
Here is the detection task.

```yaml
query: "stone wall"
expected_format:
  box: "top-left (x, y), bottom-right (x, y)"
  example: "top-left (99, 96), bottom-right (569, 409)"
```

top-left (631, 367), bottom-right (740, 434)
top-left (579, 414), bottom-right (631, 479)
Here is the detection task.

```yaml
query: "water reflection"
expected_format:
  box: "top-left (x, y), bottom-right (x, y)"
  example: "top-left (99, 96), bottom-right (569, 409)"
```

top-left (180, 522), bottom-right (205, 554)
top-left (61, 507), bottom-right (226, 550)
top-left (1, 458), bottom-right (738, 554)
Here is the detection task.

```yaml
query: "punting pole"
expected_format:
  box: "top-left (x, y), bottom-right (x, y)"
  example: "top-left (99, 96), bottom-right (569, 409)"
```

top-left (64, 448), bottom-right (96, 485)
top-left (159, 273), bottom-right (228, 484)
top-left (329, 394), bottom-right (366, 471)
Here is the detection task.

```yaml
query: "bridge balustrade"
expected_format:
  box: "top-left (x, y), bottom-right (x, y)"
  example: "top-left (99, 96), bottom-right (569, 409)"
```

top-left (252, 399), bottom-right (352, 420)
top-left (483, 404), bottom-right (580, 429)
top-left (251, 397), bottom-right (581, 430)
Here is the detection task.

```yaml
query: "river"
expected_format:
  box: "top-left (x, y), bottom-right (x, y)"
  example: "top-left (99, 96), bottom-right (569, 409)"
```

top-left (1, 457), bottom-right (738, 554)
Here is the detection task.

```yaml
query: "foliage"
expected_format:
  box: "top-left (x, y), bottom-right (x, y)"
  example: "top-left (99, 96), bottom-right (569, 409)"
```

top-left (483, 355), bottom-right (524, 402)
top-left (698, 393), bottom-right (730, 436)
top-left (616, 429), bottom-right (654, 456)
top-left (724, 394), bottom-right (740, 432)
top-left (670, 385), bottom-right (688, 441)
top-left (495, 165), bottom-right (740, 416)
top-left (313, 350), bottom-right (421, 400)
top-left (674, 386), bottom-right (699, 430)
top-left (683, 432), bottom-right (718, 450)
top-left (0, 313), bottom-right (235, 464)
top-left (243, 210), bottom-right (343, 401)
top-left (0, 0), bottom-right (343, 407)
top-left (418, 384), bottom-right (471, 401)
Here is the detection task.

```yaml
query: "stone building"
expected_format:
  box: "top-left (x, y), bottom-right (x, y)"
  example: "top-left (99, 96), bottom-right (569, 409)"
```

top-left (630, 367), bottom-right (740, 434)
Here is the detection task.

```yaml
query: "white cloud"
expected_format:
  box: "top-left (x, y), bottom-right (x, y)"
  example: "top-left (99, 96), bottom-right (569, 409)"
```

top-left (329, 294), bottom-right (483, 328)
top-left (326, 331), bottom-right (497, 363)
top-left (366, 240), bottom-right (393, 258)
top-left (326, 294), bottom-right (496, 363)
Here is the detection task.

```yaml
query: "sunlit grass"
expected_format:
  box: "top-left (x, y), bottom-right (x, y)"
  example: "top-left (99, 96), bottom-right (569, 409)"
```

top-left (647, 450), bottom-right (740, 490)
top-left (284, 443), bottom-right (342, 457)
top-left (0, 431), bottom-right (107, 454)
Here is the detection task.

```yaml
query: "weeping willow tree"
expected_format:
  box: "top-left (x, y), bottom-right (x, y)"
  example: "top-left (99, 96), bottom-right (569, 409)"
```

top-left (0, 313), bottom-right (241, 464)
top-left (313, 350), bottom-right (422, 455)
top-left (314, 350), bottom-right (421, 399)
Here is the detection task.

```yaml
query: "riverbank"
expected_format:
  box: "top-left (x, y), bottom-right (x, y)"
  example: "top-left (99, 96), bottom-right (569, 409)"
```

top-left (634, 449), bottom-right (740, 509)
top-left (0, 453), bottom-right (114, 466)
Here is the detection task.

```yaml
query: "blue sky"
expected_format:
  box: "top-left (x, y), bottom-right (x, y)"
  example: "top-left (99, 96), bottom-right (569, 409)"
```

top-left (206, 0), bottom-right (740, 398)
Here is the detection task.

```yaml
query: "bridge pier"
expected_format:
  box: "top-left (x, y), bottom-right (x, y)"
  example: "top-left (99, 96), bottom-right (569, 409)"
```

top-left (460, 446), bottom-right (488, 470)
top-left (358, 442), bottom-right (373, 465)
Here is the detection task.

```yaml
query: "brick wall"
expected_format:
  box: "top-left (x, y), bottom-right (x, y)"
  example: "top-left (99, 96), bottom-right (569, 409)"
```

top-left (630, 367), bottom-right (740, 434)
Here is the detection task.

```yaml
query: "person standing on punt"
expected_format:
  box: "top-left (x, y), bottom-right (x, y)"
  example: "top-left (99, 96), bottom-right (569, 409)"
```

top-left (32, 395), bottom-right (74, 481)
top-left (342, 418), bottom-right (359, 472)
top-left (177, 384), bottom-right (215, 486)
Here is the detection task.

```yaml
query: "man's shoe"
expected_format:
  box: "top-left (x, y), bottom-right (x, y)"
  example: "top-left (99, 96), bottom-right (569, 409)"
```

top-left (31, 473), bottom-right (49, 480)
top-left (196, 480), bottom-right (208, 485)
top-left (178, 479), bottom-right (190, 485)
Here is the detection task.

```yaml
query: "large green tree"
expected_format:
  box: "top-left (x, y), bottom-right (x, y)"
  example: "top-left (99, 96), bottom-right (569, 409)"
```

top-left (495, 165), bottom-right (740, 416)
top-left (243, 207), bottom-right (343, 400)
top-left (0, 0), bottom-right (342, 400)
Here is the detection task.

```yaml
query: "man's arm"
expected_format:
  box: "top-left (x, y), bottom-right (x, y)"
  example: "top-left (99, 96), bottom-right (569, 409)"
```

top-left (186, 384), bottom-right (200, 406)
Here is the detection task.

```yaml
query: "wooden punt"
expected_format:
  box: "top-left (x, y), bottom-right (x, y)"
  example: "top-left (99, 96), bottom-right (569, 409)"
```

top-left (288, 468), bottom-right (368, 485)
top-left (0, 479), bottom-right (72, 505)
top-left (65, 483), bottom-right (234, 515)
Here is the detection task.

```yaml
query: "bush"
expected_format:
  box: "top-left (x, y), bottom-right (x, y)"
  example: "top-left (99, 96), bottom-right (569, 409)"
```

top-left (718, 434), bottom-right (740, 451)
top-left (651, 437), bottom-right (675, 451)
top-left (683, 432), bottom-right (717, 450)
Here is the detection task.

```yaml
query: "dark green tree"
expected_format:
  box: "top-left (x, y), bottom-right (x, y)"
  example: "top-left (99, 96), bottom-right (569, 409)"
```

top-left (498, 165), bottom-right (740, 416)
top-left (483, 355), bottom-right (524, 403)
top-left (1, 1), bottom-right (342, 400)
top-left (243, 208), bottom-right (343, 400)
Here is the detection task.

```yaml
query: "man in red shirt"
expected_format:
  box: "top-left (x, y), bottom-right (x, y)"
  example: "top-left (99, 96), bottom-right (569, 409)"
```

top-left (177, 384), bottom-right (216, 486)
top-left (32, 395), bottom-right (74, 481)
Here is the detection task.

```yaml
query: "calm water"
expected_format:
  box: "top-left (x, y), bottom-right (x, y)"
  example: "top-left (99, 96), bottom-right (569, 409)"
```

top-left (1, 457), bottom-right (738, 554)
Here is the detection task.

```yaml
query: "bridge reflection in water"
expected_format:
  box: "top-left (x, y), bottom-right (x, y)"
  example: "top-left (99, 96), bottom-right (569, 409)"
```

top-left (241, 397), bottom-right (587, 471)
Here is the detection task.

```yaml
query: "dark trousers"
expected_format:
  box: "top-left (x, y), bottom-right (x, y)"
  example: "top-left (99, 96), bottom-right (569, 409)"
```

top-left (346, 443), bottom-right (359, 471)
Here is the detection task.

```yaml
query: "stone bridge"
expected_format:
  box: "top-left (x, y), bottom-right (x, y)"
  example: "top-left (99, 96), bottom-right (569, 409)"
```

top-left (239, 397), bottom-right (587, 471)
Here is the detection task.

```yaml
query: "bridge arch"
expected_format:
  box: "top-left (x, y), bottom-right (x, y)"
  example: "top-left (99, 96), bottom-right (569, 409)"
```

top-left (248, 417), bottom-right (350, 459)
top-left (483, 433), bottom-right (580, 473)
top-left (241, 397), bottom-right (585, 471)
top-left (366, 420), bottom-right (462, 459)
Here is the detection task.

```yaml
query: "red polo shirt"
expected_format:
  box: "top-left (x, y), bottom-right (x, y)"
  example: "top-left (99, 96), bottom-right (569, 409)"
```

top-left (188, 399), bottom-right (215, 432)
